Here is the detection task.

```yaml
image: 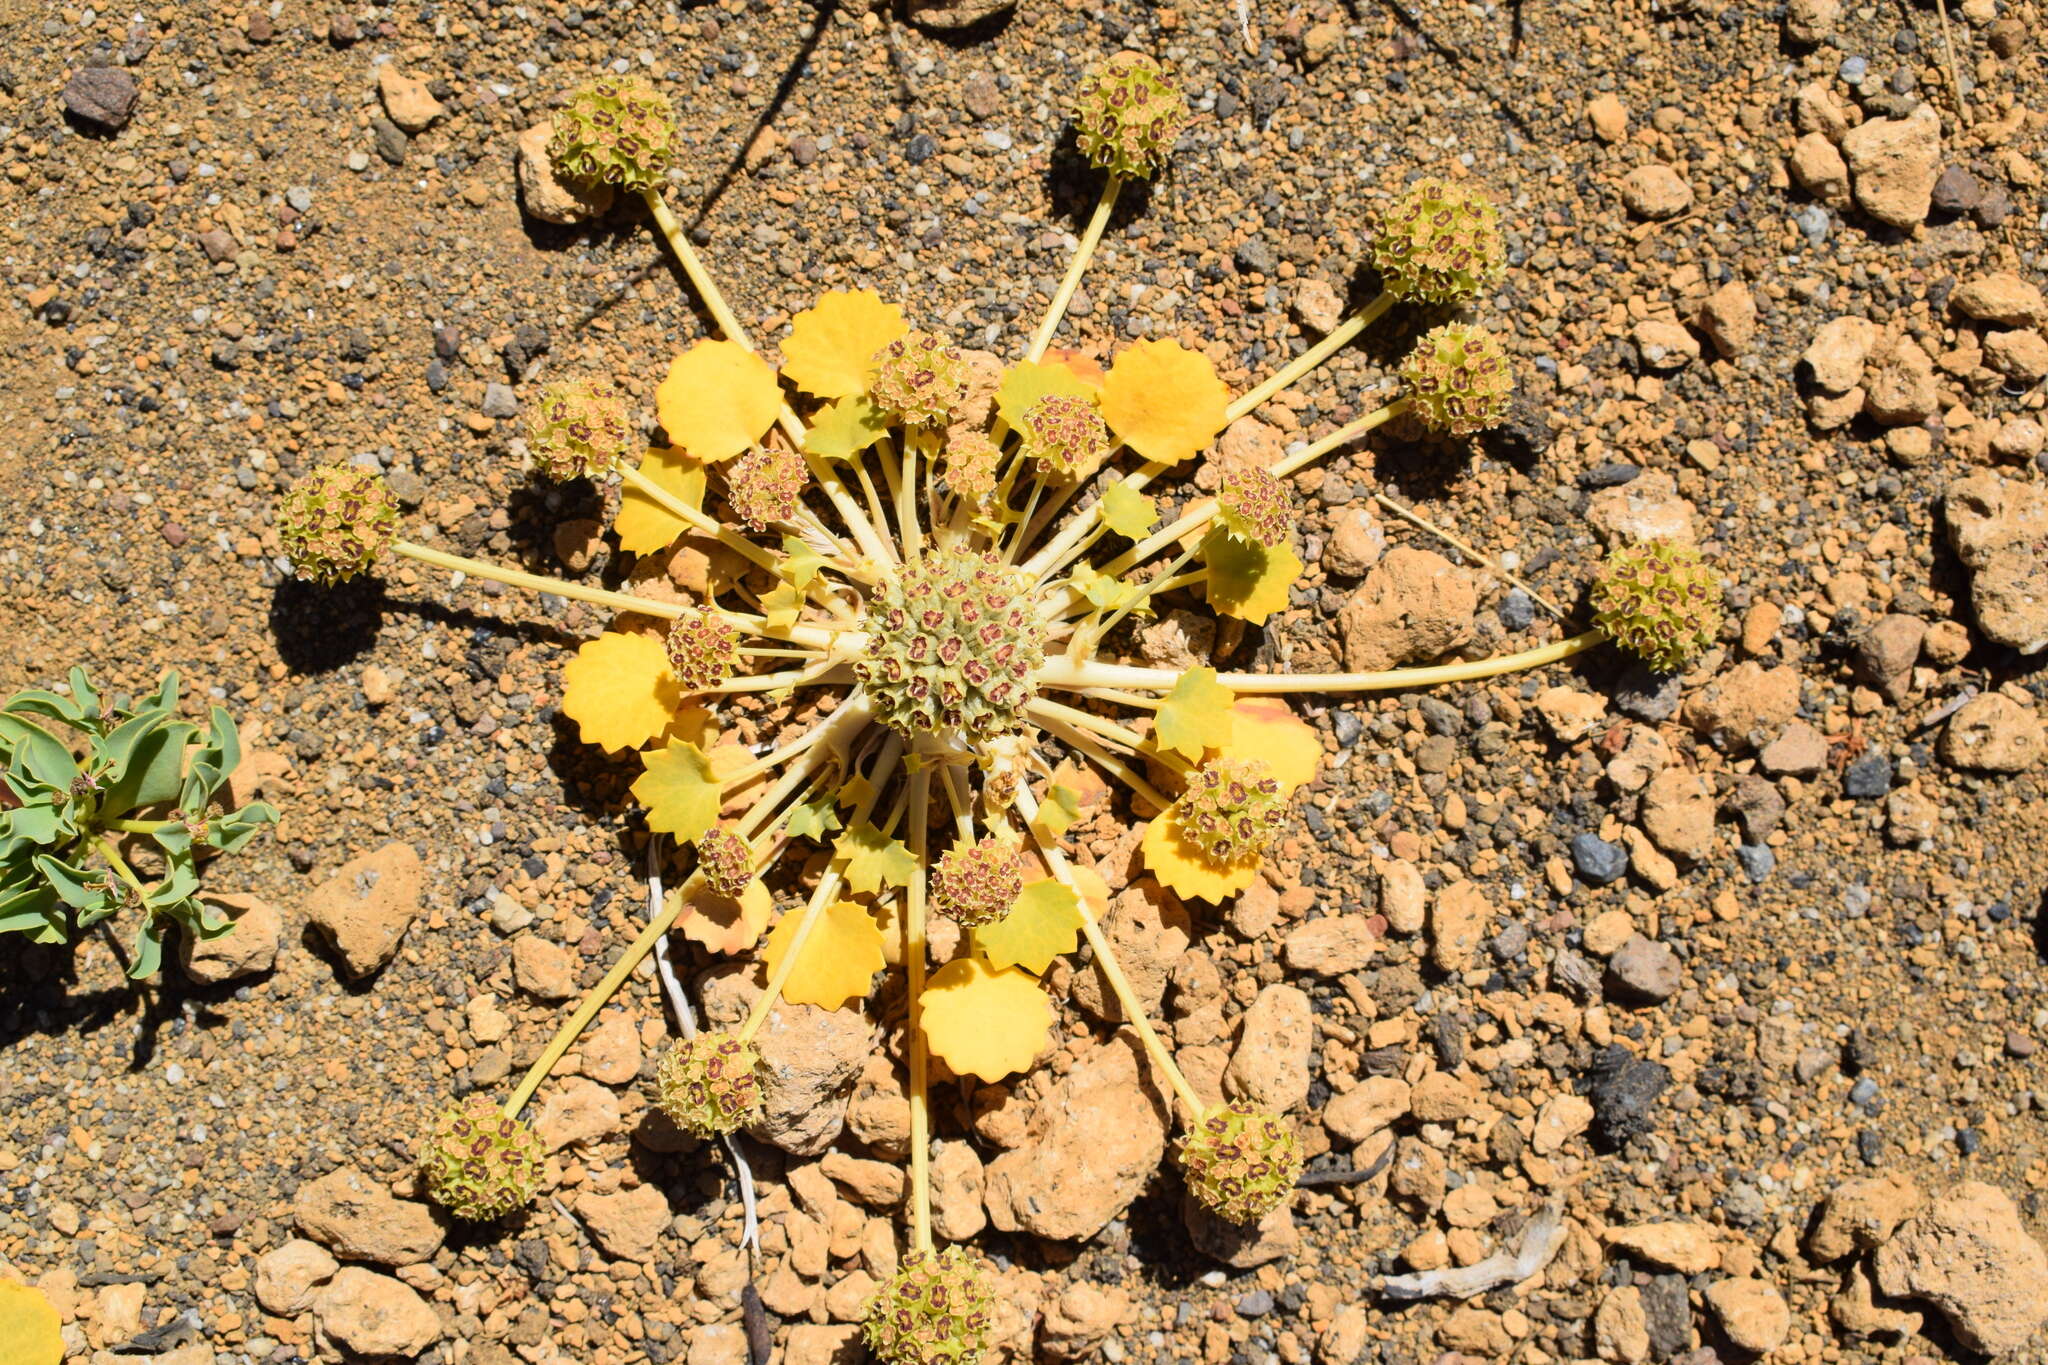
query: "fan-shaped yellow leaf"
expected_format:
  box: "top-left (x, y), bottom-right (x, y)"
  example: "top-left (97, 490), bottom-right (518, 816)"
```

top-left (1141, 813), bottom-right (1261, 902)
top-left (995, 358), bottom-right (1099, 432)
top-left (0, 1279), bottom-right (62, 1365)
top-left (804, 394), bottom-right (890, 460)
top-left (781, 290), bottom-right (908, 399)
top-left (1098, 338), bottom-right (1229, 466)
top-left (657, 340), bottom-right (781, 462)
top-left (921, 957), bottom-right (1052, 1081)
top-left (1201, 526), bottom-right (1302, 626)
top-left (1218, 698), bottom-right (1321, 791)
top-left (765, 899), bottom-right (886, 1010)
top-left (1154, 667), bottom-right (1237, 762)
top-left (633, 739), bottom-right (724, 840)
top-left (673, 877), bottom-right (773, 956)
top-left (979, 878), bottom-right (1083, 974)
top-left (613, 444), bottom-right (707, 555)
top-left (561, 632), bottom-right (682, 753)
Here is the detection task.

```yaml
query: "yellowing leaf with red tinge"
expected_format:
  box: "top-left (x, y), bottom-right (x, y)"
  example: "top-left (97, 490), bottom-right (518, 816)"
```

top-left (657, 340), bottom-right (780, 462)
top-left (921, 957), bottom-right (1052, 1081)
top-left (672, 877), bottom-right (773, 956)
top-left (1141, 813), bottom-right (1261, 903)
top-left (764, 899), bottom-right (886, 1010)
top-left (561, 632), bottom-right (682, 753)
top-left (1217, 697), bottom-right (1320, 791)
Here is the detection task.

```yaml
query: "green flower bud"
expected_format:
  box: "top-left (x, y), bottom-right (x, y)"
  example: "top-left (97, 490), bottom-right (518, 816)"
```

top-left (529, 377), bottom-right (635, 481)
top-left (665, 611), bottom-right (742, 692)
top-left (1019, 394), bottom-right (1112, 482)
top-left (725, 444), bottom-right (807, 531)
top-left (1174, 757), bottom-right (1286, 872)
top-left (695, 827), bottom-right (751, 900)
top-left (931, 838), bottom-right (1022, 928)
top-left (277, 463), bottom-right (399, 585)
top-left (861, 1246), bottom-right (997, 1365)
top-left (419, 1094), bottom-right (546, 1221)
top-left (1368, 176), bottom-right (1507, 307)
top-left (855, 552), bottom-right (1046, 740)
top-left (1074, 52), bottom-right (1189, 182)
top-left (548, 76), bottom-right (681, 193)
top-left (1216, 463), bottom-right (1290, 548)
top-left (1179, 1098), bottom-right (1302, 1225)
top-left (871, 331), bottom-right (968, 428)
top-left (1399, 323), bottom-right (1513, 437)
top-left (1591, 539), bottom-right (1724, 674)
top-left (654, 1030), bottom-right (763, 1138)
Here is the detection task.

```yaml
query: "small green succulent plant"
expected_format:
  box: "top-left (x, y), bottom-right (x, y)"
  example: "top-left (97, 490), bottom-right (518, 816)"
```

top-left (0, 668), bottom-right (277, 977)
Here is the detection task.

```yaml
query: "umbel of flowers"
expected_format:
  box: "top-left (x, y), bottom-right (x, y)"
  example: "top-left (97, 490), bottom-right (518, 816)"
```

top-left (274, 53), bottom-right (1725, 1365)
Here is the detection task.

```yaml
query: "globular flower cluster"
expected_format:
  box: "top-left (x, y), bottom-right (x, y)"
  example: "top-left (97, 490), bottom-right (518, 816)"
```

top-left (1591, 539), bottom-right (1724, 673)
top-left (862, 1247), bottom-right (996, 1365)
top-left (1019, 395), bottom-right (1112, 482)
top-left (1179, 1098), bottom-right (1303, 1225)
top-left (695, 827), bottom-right (752, 899)
top-left (655, 1030), bottom-right (763, 1138)
top-left (278, 463), bottom-right (399, 585)
top-left (931, 838), bottom-right (1022, 928)
top-left (942, 430), bottom-right (1002, 508)
top-left (1216, 463), bottom-right (1290, 548)
top-left (1367, 176), bottom-right (1507, 306)
top-left (666, 611), bottom-right (742, 692)
top-left (529, 378), bottom-right (634, 482)
top-left (871, 331), bottom-right (967, 428)
top-left (724, 444), bottom-right (807, 530)
top-left (1074, 51), bottom-right (1189, 182)
top-left (548, 75), bottom-right (681, 192)
top-left (1399, 323), bottom-right (1513, 438)
top-left (855, 552), bottom-right (1045, 739)
top-left (420, 1095), bottom-right (547, 1222)
top-left (1174, 758), bottom-right (1286, 869)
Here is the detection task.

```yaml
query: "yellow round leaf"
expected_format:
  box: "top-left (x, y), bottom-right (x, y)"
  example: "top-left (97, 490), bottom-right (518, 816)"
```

top-left (613, 444), bottom-right (707, 554)
top-left (780, 290), bottom-right (908, 399)
top-left (1098, 338), bottom-right (1229, 466)
top-left (995, 358), bottom-right (1099, 432)
top-left (764, 899), bottom-right (885, 1011)
top-left (561, 631), bottom-right (682, 753)
top-left (1218, 698), bottom-right (1321, 791)
top-left (656, 340), bottom-right (781, 462)
top-left (921, 957), bottom-right (1052, 1082)
top-left (0, 1280), bottom-right (63, 1365)
top-left (1140, 814), bottom-right (1261, 903)
top-left (674, 877), bottom-right (773, 956)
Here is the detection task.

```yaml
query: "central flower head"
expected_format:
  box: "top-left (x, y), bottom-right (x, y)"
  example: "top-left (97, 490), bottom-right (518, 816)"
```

top-left (856, 551), bottom-right (1046, 739)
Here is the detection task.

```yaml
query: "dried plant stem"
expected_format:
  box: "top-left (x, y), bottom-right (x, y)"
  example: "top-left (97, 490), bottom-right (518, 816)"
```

top-left (1039, 628), bottom-right (1608, 695)
top-left (1226, 292), bottom-right (1393, 422)
top-left (904, 767), bottom-right (936, 1254)
top-left (1014, 783), bottom-right (1203, 1121)
top-left (1027, 174), bottom-right (1123, 362)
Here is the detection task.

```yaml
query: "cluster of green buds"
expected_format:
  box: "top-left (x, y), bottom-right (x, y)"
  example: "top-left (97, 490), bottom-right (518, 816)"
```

top-left (665, 611), bottom-right (742, 692)
top-left (694, 827), bottom-right (752, 899)
top-left (528, 378), bottom-right (634, 482)
top-left (1368, 176), bottom-right (1507, 306)
top-left (1019, 394), bottom-right (1112, 482)
top-left (930, 838), bottom-right (1022, 928)
top-left (871, 331), bottom-right (968, 428)
top-left (654, 1030), bottom-right (764, 1138)
top-left (942, 430), bottom-right (1003, 508)
top-left (1174, 758), bottom-right (1286, 870)
top-left (1179, 1098), bottom-right (1303, 1225)
top-left (277, 463), bottom-right (399, 585)
top-left (854, 552), bottom-right (1046, 739)
top-left (419, 1095), bottom-right (547, 1221)
top-left (1216, 463), bottom-right (1291, 548)
top-left (862, 1247), bottom-right (997, 1365)
top-left (1074, 51), bottom-right (1189, 182)
top-left (548, 75), bottom-right (682, 192)
top-left (1399, 323), bottom-right (1513, 437)
top-left (1591, 539), bottom-right (1724, 673)
top-left (724, 444), bottom-right (807, 530)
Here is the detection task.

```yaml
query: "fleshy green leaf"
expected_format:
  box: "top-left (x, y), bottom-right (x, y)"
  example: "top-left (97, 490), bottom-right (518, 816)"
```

top-left (804, 394), bottom-right (890, 461)
top-left (0, 878), bottom-right (65, 941)
top-left (128, 916), bottom-right (167, 979)
top-left (978, 879), bottom-right (1083, 974)
top-left (1154, 667), bottom-right (1238, 763)
top-left (834, 821), bottom-right (917, 896)
top-left (3, 690), bottom-right (88, 729)
top-left (100, 715), bottom-right (197, 815)
top-left (0, 714), bottom-right (79, 791)
top-left (33, 852), bottom-right (107, 910)
top-left (1098, 482), bottom-right (1159, 539)
top-left (785, 790), bottom-right (842, 842)
top-left (633, 741), bottom-right (724, 841)
top-left (205, 802), bottom-right (279, 853)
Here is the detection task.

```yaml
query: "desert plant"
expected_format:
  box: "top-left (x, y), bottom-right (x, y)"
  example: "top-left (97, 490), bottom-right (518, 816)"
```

top-left (277, 54), bottom-right (1726, 1356)
top-left (0, 668), bottom-right (278, 978)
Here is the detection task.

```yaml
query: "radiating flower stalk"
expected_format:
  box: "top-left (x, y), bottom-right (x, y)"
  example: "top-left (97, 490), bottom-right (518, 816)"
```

top-left (274, 57), bottom-right (1726, 1362)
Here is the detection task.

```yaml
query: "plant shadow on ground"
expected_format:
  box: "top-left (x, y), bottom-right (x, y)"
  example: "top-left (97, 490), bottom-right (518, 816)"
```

top-left (268, 576), bottom-right (585, 677)
top-left (0, 931), bottom-right (245, 1072)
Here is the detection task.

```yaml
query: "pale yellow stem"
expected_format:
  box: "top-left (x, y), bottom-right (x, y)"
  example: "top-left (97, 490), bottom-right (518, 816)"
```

top-left (1038, 629), bottom-right (1609, 695)
top-left (905, 767), bottom-right (935, 1254)
top-left (1224, 293), bottom-right (1392, 422)
top-left (393, 540), bottom-right (678, 620)
top-left (1026, 175), bottom-right (1123, 362)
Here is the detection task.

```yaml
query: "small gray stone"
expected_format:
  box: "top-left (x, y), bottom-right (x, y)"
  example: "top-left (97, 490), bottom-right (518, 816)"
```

top-left (1571, 834), bottom-right (1628, 886)
top-left (371, 117), bottom-right (409, 166)
top-left (63, 66), bottom-right (139, 131)
top-left (1843, 754), bottom-right (1892, 799)
top-left (1605, 935), bottom-right (1681, 1004)
top-left (481, 383), bottom-right (519, 419)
